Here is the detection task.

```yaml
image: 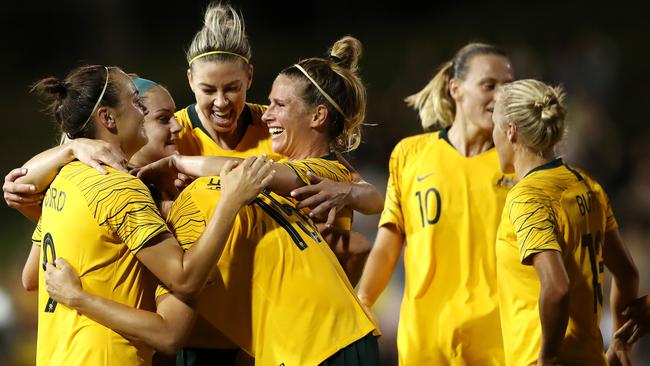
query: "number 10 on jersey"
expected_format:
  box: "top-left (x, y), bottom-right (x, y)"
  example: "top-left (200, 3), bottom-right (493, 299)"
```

top-left (416, 188), bottom-right (441, 227)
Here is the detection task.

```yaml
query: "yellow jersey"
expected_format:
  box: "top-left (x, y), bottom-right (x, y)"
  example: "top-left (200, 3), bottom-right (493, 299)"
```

top-left (379, 130), bottom-right (514, 365)
top-left (496, 159), bottom-right (617, 366)
top-left (175, 102), bottom-right (283, 161)
top-left (283, 153), bottom-right (354, 230)
top-left (32, 162), bottom-right (169, 366)
top-left (159, 158), bottom-right (376, 365)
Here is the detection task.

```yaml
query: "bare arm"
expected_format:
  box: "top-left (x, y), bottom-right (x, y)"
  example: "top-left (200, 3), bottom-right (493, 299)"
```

top-left (291, 173), bottom-right (384, 225)
top-left (138, 155), bottom-right (383, 226)
top-left (356, 224), bottom-right (404, 307)
top-left (602, 229), bottom-right (638, 365)
top-left (3, 168), bottom-right (43, 222)
top-left (137, 154), bottom-right (302, 197)
top-left (16, 139), bottom-right (127, 192)
top-left (531, 250), bottom-right (570, 365)
top-left (45, 259), bottom-right (194, 354)
top-left (136, 157), bottom-right (274, 301)
top-left (320, 225), bottom-right (371, 287)
top-left (22, 245), bottom-right (40, 291)
top-left (603, 229), bottom-right (639, 330)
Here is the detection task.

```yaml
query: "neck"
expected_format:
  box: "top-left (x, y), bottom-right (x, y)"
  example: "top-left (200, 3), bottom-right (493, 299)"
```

top-left (288, 136), bottom-right (330, 161)
top-left (213, 121), bottom-right (247, 149)
top-left (129, 151), bottom-right (155, 169)
top-left (447, 118), bottom-right (493, 157)
top-left (95, 130), bottom-right (134, 162)
top-left (513, 147), bottom-right (557, 179)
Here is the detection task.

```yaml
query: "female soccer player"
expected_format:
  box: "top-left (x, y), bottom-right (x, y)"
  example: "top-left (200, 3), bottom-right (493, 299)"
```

top-left (20, 75), bottom-right (183, 293)
top-left (492, 79), bottom-right (638, 365)
top-left (175, 3), bottom-right (276, 160)
top-left (175, 2), bottom-right (381, 223)
top-left (129, 76), bottom-right (182, 170)
top-left (356, 43), bottom-right (515, 365)
top-left (46, 36), bottom-right (379, 366)
top-left (23, 64), bottom-right (274, 366)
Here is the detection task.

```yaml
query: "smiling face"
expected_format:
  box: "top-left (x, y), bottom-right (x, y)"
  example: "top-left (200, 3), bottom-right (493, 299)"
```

top-left (262, 74), bottom-right (317, 158)
top-left (452, 54), bottom-right (513, 133)
top-left (187, 59), bottom-right (252, 137)
top-left (131, 85), bottom-right (180, 165)
top-left (111, 71), bottom-right (148, 158)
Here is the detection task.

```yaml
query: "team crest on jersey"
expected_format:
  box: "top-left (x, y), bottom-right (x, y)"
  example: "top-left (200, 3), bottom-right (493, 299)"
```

top-left (496, 175), bottom-right (517, 189)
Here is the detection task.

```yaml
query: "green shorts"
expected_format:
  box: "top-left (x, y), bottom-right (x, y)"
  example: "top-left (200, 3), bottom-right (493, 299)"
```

top-left (319, 332), bottom-right (379, 366)
top-left (175, 347), bottom-right (238, 366)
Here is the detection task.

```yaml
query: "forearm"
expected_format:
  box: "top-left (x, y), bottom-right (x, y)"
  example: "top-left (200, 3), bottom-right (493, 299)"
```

top-left (18, 206), bottom-right (42, 223)
top-left (603, 229), bottom-right (639, 331)
top-left (347, 181), bottom-right (384, 214)
top-left (611, 274), bottom-right (639, 330)
top-left (17, 144), bottom-right (75, 192)
top-left (538, 282), bottom-right (569, 360)
top-left (69, 292), bottom-right (188, 354)
top-left (356, 226), bottom-right (403, 307)
top-left (173, 156), bottom-right (300, 196)
top-left (22, 245), bottom-right (40, 291)
top-left (173, 155), bottom-right (237, 177)
top-left (173, 197), bottom-right (241, 299)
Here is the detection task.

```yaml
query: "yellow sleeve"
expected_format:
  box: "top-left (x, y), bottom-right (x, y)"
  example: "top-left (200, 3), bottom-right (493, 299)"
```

top-left (166, 189), bottom-right (207, 250)
top-left (155, 283), bottom-right (171, 299)
top-left (89, 174), bottom-right (169, 253)
top-left (378, 141), bottom-right (405, 233)
top-left (32, 217), bottom-right (43, 246)
top-left (282, 158), bottom-right (353, 185)
top-left (506, 188), bottom-right (561, 263)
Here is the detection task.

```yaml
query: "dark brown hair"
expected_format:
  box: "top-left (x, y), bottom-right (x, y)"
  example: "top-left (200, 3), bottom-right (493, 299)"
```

top-left (31, 65), bottom-right (121, 138)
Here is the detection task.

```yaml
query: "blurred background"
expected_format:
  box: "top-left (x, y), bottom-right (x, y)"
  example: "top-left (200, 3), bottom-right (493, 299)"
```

top-left (1, 0), bottom-right (648, 364)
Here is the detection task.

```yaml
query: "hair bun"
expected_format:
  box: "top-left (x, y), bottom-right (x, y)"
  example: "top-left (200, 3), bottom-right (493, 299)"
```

top-left (39, 77), bottom-right (68, 99)
top-left (539, 91), bottom-right (564, 123)
top-left (329, 36), bottom-right (362, 73)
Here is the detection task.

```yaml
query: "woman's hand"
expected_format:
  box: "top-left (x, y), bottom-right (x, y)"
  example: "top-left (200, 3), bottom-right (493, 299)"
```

top-left (606, 336), bottom-right (632, 366)
top-left (44, 258), bottom-right (83, 307)
top-left (615, 294), bottom-right (650, 344)
top-left (133, 155), bottom-right (177, 182)
top-left (132, 155), bottom-right (189, 198)
top-left (291, 172), bottom-right (352, 227)
top-left (220, 156), bottom-right (275, 206)
top-left (4, 168), bottom-right (42, 208)
top-left (71, 138), bottom-right (128, 174)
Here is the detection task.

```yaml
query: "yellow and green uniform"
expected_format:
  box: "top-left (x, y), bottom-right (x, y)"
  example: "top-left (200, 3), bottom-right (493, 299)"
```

top-left (496, 159), bottom-right (616, 366)
top-left (175, 103), bottom-right (283, 161)
top-left (175, 102), bottom-right (281, 355)
top-left (158, 157), bottom-right (377, 366)
top-left (33, 162), bottom-right (169, 366)
top-left (380, 130), bottom-right (515, 365)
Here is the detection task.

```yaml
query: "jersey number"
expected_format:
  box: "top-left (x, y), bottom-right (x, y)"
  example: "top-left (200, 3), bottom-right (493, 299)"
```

top-left (416, 188), bottom-right (441, 227)
top-left (582, 231), bottom-right (603, 313)
top-left (254, 192), bottom-right (321, 250)
top-left (42, 233), bottom-right (58, 313)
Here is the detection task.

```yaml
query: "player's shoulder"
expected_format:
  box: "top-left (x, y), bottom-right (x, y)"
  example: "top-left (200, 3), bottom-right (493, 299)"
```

top-left (396, 131), bottom-right (438, 150)
top-left (60, 161), bottom-right (144, 190)
top-left (507, 177), bottom-right (552, 206)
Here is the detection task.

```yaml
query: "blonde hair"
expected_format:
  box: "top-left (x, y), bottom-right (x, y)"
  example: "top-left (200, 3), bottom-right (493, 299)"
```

top-left (405, 43), bottom-right (508, 130)
top-left (186, 3), bottom-right (251, 68)
top-left (496, 79), bottom-right (567, 153)
top-left (281, 36), bottom-right (366, 152)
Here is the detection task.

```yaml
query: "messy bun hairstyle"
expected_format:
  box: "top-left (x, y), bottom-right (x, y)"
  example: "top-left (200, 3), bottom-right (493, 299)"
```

top-left (31, 65), bottom-right (120, 139)
top-left (281, 36), bottom-right (366, 152)
top-left (495, 79), bottom-right (567, 153)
